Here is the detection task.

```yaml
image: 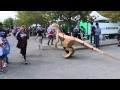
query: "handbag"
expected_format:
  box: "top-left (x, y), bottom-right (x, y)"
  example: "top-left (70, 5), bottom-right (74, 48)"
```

top-left (16, 42), bottom-right (24, 49)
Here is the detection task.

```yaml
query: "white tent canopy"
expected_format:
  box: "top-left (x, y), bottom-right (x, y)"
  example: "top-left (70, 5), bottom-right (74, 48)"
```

top-left (32, 24), bottom-right (41, 27)
top-left (90, 11), bottom-right (110, 21)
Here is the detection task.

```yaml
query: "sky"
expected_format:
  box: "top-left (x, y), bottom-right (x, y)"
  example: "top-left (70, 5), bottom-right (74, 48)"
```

top-left (0, 11), bottom-right (17, 22)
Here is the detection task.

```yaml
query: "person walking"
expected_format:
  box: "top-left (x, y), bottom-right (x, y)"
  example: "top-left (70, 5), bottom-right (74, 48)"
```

top-left (47, 24), bottom-right (54, 45)
top-left (0, 37), bottom-right (7, 74)
top-left (34, 26), bottom-right (44, 50)
top-left (94, 23), bottom-right (101, 49)
top-left (16, 25), bottom-right (29, 64)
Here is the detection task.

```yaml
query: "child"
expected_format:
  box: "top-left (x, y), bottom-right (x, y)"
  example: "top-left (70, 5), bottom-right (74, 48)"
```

top-left (2, 38), bottom-right (10, 64)
top-left (0, 37), bottom-right (7, 74)
top-left (16, 25), bottom-right (29, 64)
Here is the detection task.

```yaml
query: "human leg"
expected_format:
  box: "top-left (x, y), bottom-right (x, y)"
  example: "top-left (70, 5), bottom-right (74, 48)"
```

top-left (48, 37), bottom-right (50, 45)
top-left (38, 36), bottom-right (43, 50)
top-left (90, 33), bottom-right (93, 43)
top-left (51, 37), bottom-right (53, 45)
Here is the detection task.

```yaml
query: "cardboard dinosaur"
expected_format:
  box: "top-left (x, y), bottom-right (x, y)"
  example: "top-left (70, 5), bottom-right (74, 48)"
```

top-left (49, 23), bottom-right (119, 60)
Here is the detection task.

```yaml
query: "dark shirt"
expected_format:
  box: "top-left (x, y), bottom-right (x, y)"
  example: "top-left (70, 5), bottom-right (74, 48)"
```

top-left (0, 29), bottom-right (8, 38)
top-left (117, 34), bottom-right (120, 40)
top-left (17, 31), bottom-right (29, 45)
top-left (37, 30), bottom-right (44, 37)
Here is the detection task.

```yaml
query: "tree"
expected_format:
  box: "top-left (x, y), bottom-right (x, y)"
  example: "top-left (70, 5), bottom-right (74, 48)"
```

top-left (3, 17), bottom-right (13, 28)
top-left (48, 11), bottom-right (91, 34)
top-left (98, 11), bottom-right (120, 22)
top-left (16, 11), bottom-right (50, 27)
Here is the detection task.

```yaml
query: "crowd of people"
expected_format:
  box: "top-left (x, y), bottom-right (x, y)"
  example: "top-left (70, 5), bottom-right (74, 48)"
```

top-left (0, 22), bottom-right (120, 74)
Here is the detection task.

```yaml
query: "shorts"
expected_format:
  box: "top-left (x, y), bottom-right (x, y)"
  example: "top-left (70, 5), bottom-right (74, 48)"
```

top-left (0, 54), bottom-right (6, 60)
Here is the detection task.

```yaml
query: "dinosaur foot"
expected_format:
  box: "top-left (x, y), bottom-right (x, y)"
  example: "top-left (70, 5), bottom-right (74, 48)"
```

top-left (63, 47), bottom-right (75, 58)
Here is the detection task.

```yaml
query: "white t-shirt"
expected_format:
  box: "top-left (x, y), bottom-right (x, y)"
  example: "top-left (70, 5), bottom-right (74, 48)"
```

top-left (0, 37), bottom-right (3, 56)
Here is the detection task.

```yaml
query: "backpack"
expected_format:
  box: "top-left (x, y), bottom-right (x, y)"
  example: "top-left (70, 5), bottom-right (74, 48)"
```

top-left (49, 31), bottom-right (54, 38)
top-left (3, 41), bottom-right (10, 55)
top-left (91, 26), bottom-right (95, 34)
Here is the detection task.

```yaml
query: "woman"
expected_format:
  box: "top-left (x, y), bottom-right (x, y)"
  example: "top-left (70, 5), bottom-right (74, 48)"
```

top-left (34, 26), bottom-right (44, 50)
top-left (117, 29), bottom-right (120, 47)
top-left (16, 25), bottom-right (29, 64)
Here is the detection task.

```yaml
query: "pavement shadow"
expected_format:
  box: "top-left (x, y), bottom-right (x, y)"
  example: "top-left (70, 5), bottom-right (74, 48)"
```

top-left (65, 56), bottom-right (89, 61)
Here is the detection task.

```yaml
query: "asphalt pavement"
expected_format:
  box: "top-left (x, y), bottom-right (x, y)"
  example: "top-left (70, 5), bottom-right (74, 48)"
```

top-left (0, 35), bottom-right (119, 79)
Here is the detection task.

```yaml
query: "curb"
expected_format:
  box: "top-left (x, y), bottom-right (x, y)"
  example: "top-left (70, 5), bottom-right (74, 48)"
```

top-left (56, 43), bottom-right (117, 50)
top-left (76, 43), bottom-right (117, 50)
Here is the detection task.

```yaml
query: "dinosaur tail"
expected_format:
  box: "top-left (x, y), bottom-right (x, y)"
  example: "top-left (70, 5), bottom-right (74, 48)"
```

top-left (75, 38), bottom-right (120, 61)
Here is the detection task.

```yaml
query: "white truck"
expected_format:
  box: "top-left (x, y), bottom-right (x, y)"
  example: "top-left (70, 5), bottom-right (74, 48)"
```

top-left (87, 23), bottom-right (120, 39)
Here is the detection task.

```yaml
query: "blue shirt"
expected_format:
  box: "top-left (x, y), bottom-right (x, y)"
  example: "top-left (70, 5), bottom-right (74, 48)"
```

top-left (47, 27), bottom-right (54, 34)
top-left (95, 27), bottom-right (101, 35)
top-left (37, 26), bottom-right (40, 31)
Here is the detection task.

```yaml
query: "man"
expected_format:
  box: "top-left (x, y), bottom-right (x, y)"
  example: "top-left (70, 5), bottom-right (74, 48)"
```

top-left (80, 26), bottom-right (86, 40)
top-left (0, 23), bottom-right (11, 64)
top-left (73, 26), bottom-right (79, 38)
top-left (90, 22), bottom-right (96, 44)
top-left (70, 25), bottom-right (74, 36)
top-left (47, 24), bottom-right (54, 45)
top-left (94, 23), bottom-right (101, 49)
top-left (34, 26), bottom-right (44, 50)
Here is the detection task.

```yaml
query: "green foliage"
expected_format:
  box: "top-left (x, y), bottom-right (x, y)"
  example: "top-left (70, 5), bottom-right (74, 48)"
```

top-left (3, 17), bottom-right (13, 28)
top-left (16, 11), bottom-right (51, 27)
top-left (98, 11), bottom-right (120, 22)
top-left (16, 11), bottom-right (91, 30)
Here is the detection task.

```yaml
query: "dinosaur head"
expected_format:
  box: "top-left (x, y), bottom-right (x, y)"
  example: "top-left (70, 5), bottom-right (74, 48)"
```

top-left (49, 23), bottom-right (59, 30)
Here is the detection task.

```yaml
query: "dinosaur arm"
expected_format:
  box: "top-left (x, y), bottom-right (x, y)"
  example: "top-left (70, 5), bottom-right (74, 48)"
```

top-left (54, 33), bottom-right (59, 48)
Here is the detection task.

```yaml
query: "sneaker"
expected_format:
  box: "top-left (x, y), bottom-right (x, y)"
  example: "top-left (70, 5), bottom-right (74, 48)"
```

top-left (24, 59), bottom-right (28, 65)
top-left (21, 54), bottom-right (24, 58)
top-left (3, 62), bottom-right (7, 68)
top-left (0, 69), bottom-right (7, 74)
top-left (0, 70), bottom-right (4, 74)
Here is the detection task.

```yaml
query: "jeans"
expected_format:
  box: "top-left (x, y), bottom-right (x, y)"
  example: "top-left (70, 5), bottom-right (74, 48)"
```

top-left (90, 33), bottom-right (95, 44)
top-left (38, 36), bottom-right (43, 49)
top-left (95, 35), bottom-right (100, 48)
top-left (48, 37), bottom-right (53, 45)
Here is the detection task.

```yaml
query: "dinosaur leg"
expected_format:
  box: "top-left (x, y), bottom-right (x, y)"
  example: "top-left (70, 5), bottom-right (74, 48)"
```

top-left (63, 47), bottom-right (69, 53)
top-left (63, 47), bottom-right (75, 58)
